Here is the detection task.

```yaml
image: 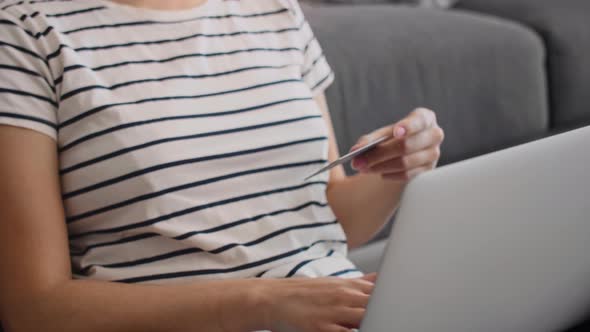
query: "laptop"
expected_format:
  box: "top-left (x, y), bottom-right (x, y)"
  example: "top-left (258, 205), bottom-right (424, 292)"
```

top-left (360, 126), bottom-right (590, 332)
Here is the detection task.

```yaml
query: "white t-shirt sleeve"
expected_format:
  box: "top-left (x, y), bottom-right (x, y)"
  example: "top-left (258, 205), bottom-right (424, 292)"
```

top-left (0, 11), bottom-right (58, 140)
top-left (283, 0), bottom-right (335, 96)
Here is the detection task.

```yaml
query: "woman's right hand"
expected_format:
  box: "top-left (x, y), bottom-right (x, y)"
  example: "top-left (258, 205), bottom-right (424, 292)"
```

top-left (263, 273), bottom-right (377, 332)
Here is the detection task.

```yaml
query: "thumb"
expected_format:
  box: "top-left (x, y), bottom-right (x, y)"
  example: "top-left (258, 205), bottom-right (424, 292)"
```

top-left (349, 126), bottom-right (395, 152)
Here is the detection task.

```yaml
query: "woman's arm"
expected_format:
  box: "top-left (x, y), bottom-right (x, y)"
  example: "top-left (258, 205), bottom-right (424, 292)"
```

top-left (0, 125), bottom-right (374, 332)
top-left (327, 174), bottom-right (405, 250)
top-left (0, 125), bottom-right (263, 332)
top-left (315, 94), bottom-right (444, 249)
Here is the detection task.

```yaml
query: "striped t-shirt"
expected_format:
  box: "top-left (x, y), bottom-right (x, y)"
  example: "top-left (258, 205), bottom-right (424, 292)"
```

top-left (0, 0), bottom-right (362, 283)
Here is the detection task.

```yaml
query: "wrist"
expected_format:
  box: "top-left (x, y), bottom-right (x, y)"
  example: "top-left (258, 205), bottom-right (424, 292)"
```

top-left (248, 279), bottom-right (279, 330)
top-left (215, 279), bottom-right (277, 332)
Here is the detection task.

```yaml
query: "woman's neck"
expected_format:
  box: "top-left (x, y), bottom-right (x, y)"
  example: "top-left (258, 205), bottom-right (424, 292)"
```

top-left (108, 0), bottom-right (208, 11)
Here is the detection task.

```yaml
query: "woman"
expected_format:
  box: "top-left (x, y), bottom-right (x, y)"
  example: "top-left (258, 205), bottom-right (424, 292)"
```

top-left (0, 0), bottom-right (444, 331)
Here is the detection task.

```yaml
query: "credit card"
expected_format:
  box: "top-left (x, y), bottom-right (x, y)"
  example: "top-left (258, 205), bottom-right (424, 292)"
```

top-left (304, 136), bottom-right (389, 181)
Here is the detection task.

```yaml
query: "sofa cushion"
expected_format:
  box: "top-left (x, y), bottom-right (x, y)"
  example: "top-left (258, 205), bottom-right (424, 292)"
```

top-left (457, 0), bottom-right (590, 129)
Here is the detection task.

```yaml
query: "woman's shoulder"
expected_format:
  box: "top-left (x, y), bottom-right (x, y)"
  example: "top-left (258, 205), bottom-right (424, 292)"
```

top-left (0, 0), bottom-right (111, 58)
top-left (0, 0), bottom-right (107, 41)
top-left (1, 0), bottom-right (103, 20)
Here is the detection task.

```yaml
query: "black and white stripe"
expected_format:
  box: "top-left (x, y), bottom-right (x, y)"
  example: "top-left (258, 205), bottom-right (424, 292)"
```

top-left (68, 181), bottom-right (329, 239)
top-left (1, 0), bottom-right (352, 283)
top-left (71, 200), bottom-right (331, 257)
top-left (114, 239), bottom-right (347, 283)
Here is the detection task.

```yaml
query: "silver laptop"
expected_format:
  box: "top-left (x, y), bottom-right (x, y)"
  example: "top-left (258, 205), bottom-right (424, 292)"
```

top-left (361, 126), bottom-right (590, 332)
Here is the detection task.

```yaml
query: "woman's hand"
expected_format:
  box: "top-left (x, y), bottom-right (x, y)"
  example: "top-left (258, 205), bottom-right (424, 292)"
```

top-left (350, 108), bottom-right (445, 181)
top-left (259, 274), bottom-right (377, 332)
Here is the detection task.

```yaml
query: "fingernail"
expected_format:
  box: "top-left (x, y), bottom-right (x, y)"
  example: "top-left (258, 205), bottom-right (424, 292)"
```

top-left (352, 156), bottom-right (368, 170)
top-left (394, 127), bottom-right (406, 138)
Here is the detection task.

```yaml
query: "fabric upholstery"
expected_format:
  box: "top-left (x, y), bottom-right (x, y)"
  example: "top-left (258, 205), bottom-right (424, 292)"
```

top-left (305, 5), bottom-right (549, 168)
top-left (457, 0), bottom-right (590, 129)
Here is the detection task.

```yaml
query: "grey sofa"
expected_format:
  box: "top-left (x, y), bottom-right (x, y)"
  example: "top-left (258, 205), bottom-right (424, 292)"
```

top-left (457, 0), bottom-right (590, 130)
top-left (307, 4), bottom-right (548, 168)
top-left (305, 1), bottom-right (590, 330)
top-left (306, 0), bottom-right (545, 262)
top-left (305, 0), bottom-right (589, 267)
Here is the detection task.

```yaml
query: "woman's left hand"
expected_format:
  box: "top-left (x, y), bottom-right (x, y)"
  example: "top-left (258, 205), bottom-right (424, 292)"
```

top-left (350, 108), bottom-right (445, 182)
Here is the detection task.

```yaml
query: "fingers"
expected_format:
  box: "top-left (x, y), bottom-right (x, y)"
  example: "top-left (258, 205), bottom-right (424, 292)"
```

top-left (345, 291), bottom-right (371, 308)
top-left (349, 108), bottom-right (438, 161)
top-left (369, 147), bottom-right (440, 174)
top-left (396, 108), bottom-right (437, 137)
top-left (349, 128), bottom-right (392, 153)
top-left (324, 324), bottom-right (356, 332)
top-left (279, 277), bottom-right (375, 332)
top-left (355, 126), bottom-right (443, 170)
top-left (347, 278), bottom-right (375, 295)
top-left (361, 272), bottom-right (377, 283)
top-left (351, 108), bottom-right (435, 151)
top-left (334, 307), bottom-right (366, 329)
top-left (320, 308), bottom-right (366, 331)
top-left (382, 165), bottom-right (433, 182)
